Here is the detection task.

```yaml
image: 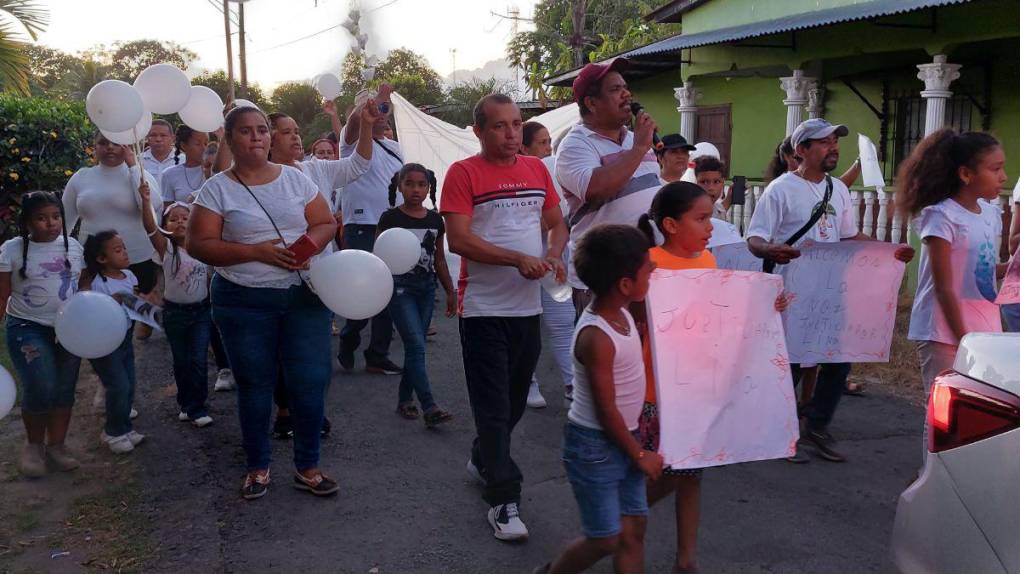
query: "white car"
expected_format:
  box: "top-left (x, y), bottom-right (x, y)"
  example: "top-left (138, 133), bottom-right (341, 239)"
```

top-left (892, 332), bottom-right (1020, 573)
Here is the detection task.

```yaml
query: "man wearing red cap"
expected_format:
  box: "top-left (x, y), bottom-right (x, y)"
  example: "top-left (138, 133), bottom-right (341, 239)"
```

top-left (555, 59), bottom-right (660, 317)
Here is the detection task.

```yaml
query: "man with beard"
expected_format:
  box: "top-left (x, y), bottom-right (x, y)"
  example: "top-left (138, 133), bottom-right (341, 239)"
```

top-left (747, 118), bottom-right (913, 463)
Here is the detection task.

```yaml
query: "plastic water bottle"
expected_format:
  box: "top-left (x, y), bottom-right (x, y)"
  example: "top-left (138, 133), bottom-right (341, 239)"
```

top-left (540, 271), bottom-right (572, 303)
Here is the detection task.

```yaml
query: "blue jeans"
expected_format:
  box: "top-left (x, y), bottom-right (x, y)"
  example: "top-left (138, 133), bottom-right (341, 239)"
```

top-left (89, 325), bottom-right (136, 437)
top-left (5, 316), bottom-right (81, 415)
top-left (1003, 304), bottom-right (1020, 332)
top-left (163, 300), bottom-right (213, 419)
top-left (388, 276), bottom-right (436, 411)
top-left (339, 224), bottom-right (393, 363)
top-left (562, 423), bottom-right (648, 539)
top-left (211, 275), bottom-right (331, 472)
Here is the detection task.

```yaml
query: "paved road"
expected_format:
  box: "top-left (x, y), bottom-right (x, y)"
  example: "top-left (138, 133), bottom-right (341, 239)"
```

top-left (129, 311), bottom-right (921, 573)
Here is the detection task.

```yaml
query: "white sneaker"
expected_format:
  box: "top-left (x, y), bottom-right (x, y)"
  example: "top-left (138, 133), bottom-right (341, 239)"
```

top-left (126, 430), bottom-right (145, 446)
top-left (527, 381), bottom-right (547, 409)
top-left (103, 433), bottom-right (134, 454)
top-left (178, 411), bottom-right (189, 422)
top-left (214, 369), bottom-right (237, 392)
top-left (92, 386), bottom-right (105, 411)
top-left (192, 415), bottom-right (213, 428)
top-left (130, 408), bottom-right (138, 420)
top-left (466, 458), bottom-right (486, 486)
top-left (487, 503), bottom-right (528, 541)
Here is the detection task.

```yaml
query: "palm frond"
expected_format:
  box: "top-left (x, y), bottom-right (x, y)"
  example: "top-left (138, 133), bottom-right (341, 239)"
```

top-left (0, 22), bottom-right (30, 95)
top-left (0, 0), bottom-right (48, 40)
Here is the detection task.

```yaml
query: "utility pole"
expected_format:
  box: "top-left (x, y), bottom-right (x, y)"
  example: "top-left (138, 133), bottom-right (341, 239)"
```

top-left (223, 0), bottom-right (235, 101)
top-left (571, 0), bottom-right (587, 68)
top-left (238, 1), bottom-right (248, 97)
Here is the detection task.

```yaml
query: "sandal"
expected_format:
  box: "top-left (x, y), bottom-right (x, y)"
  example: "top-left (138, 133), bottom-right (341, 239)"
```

top-left (423, 408), bottom-right (453, 428)
top-left (396, 403), bottom-right (420, 420)
top-left (844, 381), bottom-right (866, 396)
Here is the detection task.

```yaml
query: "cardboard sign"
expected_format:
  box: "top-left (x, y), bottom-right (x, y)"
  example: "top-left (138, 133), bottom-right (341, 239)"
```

top-left (646, 269), bottom-right (798, 469)
top-left (780, 241), bottom-right (905, 363)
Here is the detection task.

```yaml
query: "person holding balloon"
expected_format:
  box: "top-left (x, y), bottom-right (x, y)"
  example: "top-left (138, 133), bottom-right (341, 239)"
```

top-left (188, 103), bottom-right (378, 499)
top-left (379, 163), bottom-right (456, 427)
top-left (0, 192), bottom-right (85, 477)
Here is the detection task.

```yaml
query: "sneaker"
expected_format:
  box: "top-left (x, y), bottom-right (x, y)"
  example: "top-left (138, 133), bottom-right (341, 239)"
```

top-left (178, 411), bottom-right (189, 422)
top-left (293, 471), bottom-right (340, 496)
top-left (130, 408), bottom-right (138, 420)
top-left (104, 434), bottom-right (134, 454)
top-left (466, 458), bottom-right (486, 486)
top-left (192, 415), bottom-right (214, 428)
top-left (785, 441), bottom-right (811, 464)
top-left (423, 407), bottom-right (454, 428)
top-left (321, 416), bottom-right (332, 437)
top-left (45, 444), bottom-right (80, 472)
top-left (103, 430), bottom-right (145, 447)
top-left (337, 342), bottom-right (356, 371)
top-left (564, 385), bottom-right (574, 408)
top-left (527, 381), bottom-right (547, 409)
top-left (214, 369), bottom-right (237, 392)
top-left (242, 470), bottom-right (270, 500)
top-left (92, 386), bottom-right (105, 411)
top-left (20, 443), bottom-right (46, 478)
top-left (487, 503), bottom-right (528, 541)
top-left (805, 428), bottom-right (846, 463)
top-left (272, 415), bottom-right (293, 440)
top-left (365, 358), bottom-right (402, 375)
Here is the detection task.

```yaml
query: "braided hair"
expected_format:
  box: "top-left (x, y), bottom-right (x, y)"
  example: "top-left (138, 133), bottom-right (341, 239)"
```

top-left (161, 203), bottom-right (190, 276)
top-left (17, 191), bottom-right (70, 279)
top-left (388, 163), bottom-right (438, 209)
top-left (82, 230), bottom-right (119, 284)
top-left (173, 124), bottom-right (196, 165)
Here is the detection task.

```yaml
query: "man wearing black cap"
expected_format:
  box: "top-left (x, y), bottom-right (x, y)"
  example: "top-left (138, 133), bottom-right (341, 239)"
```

top-left (555, 58), bottom-right (659, 317)
top-left (657, 133), bottom-right (697, 183)
top-left (747, 118), bottom-right (913, 463)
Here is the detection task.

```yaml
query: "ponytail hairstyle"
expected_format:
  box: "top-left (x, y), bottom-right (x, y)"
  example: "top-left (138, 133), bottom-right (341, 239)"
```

top-left (17, 191), bottom-right (70, 279)
top-left (161, 202), bottom-right (191, 276)
top-left (637, 181), bottom-right (709, 246)
top-left (82, 230), bottom-right (119, 284)
top-left (173, 124), bottom-right (196, 165)
top-left (897, 129), bottom-right (1001, 217)
top-left (765, 136), bottom-right (795, 182)
top-left (388, 163), bottom-right (438, 209)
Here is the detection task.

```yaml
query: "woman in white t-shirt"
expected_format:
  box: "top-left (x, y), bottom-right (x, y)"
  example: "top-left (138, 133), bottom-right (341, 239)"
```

top-left (188, 104), bottom-right (380, 500)
top-left (900, 130), bottom-right (1010, 400)
top-left (0, 192), bottom-right (85, 477)
top-left (159, 125), bottom-right (209, 209)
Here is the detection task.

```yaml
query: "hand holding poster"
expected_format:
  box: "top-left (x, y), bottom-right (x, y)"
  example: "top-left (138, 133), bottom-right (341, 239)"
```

top-left (780, 240), bottom-right (905, 363)
top-left (645, 269), bottom-right (798, 469)
top-left (995, 256), bottom-right (1020, 304)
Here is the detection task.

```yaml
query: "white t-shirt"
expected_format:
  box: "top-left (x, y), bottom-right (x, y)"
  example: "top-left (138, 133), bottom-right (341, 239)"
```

top-left (568, 308), bottom-right (645, 431)
top-left (62, 164), bottom-right (160, 265)
top-left (141, 149), bottom-right (176, 180)
top-left (296, 153), bottom-right (370, 212)
top-left (91, 270), bottom-right (138, 298)
top-left (707, 218), bottom-right (743, 248)
top-left (0, 237), bottom-right (84, 326)
top-left (339, 131), bottom-right (403, 225)
top-left (908, 198), bottom-right (1003, 345)
top-left (194, 166), bottom-right (319, 289)
top-left (155, 245), bottom-right (209, 304)
top-left (556, 124), bottom-right (662, 288)
top-left (746, 171), bottom-right (857, 246)
top-left (160, 164), bottom-right (205, 204)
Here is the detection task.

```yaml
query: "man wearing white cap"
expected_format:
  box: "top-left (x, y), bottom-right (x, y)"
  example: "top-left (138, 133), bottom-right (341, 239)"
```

top-left (747, 118), bottom-right (913, 463)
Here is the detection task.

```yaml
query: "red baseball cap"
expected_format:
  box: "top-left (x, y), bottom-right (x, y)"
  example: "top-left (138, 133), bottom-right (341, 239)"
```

top-left (572, 58), bottom-right (630, 105)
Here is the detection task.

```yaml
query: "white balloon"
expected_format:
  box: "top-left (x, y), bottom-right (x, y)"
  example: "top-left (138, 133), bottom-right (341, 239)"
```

top-left (691, 142), bottom-right (721, 160)
top-left (133, 63), bottom-right (191, 115)
top-left (86, 80), bottom-right (145, 132)
top-left (179, 85), bottom-right (225, 132)
top-left (374, 228), bottom-right (421, 275)
top-left (314, 74), bottom-right (342, 101)
top-left (55, 292), bottom-right (129, 359)
top-left (0, 367), bottom-right (14, 419)
top-left (101, 110), bottom-right (153, 146)
top-left (309, 250), bottom-right (393, 320)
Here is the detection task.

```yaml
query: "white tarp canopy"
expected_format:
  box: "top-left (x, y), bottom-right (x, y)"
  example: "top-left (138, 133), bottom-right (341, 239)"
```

top-left (391, 92), bottom-right (579, 195)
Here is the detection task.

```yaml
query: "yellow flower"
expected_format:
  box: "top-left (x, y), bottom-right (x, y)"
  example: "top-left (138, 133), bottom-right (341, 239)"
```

top-left (7, 138), bottom-right (14, 145)
top-left (10, 148), bottom-right (18, 155)
top-left (8, 172), bottom-right (18, 181)
top-left (64, 169), bottom-right (73, 176)
top-left (50, 131), bottom-right (58, 139)
top-left (20, 157), bottom-right (30, 163)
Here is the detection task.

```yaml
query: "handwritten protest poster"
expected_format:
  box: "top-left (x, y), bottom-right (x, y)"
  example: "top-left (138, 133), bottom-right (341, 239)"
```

top-left (712, 242), bottom-right (767, 272)
top-left (995, 256), bottom-right (1020, 304)
top-left (646, 269), bottom-right (798, 470)
top-left (780, 241), bottom-right (905, 364)
top-left (115, 292), bottom-right (163, 331)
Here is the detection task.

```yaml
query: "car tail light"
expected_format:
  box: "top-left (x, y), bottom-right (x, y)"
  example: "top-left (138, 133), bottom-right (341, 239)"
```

top-left (928, 372), bottom-right (1020, 453)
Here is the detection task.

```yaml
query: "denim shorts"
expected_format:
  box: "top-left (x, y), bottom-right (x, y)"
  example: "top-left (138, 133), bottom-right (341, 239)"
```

top-left (562, 422), bottom-right (648, 538)
top-left (5, 315), bottom-right (82, 414)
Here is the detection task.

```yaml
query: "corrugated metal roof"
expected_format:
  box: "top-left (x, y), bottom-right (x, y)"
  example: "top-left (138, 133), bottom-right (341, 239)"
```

top-left (545, 0), bottom-right (973, 86)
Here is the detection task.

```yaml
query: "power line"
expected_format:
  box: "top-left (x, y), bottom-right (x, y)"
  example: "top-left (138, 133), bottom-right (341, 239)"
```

top-left (253, 0), bottom-right (401, 54)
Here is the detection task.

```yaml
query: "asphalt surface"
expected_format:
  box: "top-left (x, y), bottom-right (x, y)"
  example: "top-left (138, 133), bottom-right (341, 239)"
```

top-left (127, 310), bottom-right (922, 573)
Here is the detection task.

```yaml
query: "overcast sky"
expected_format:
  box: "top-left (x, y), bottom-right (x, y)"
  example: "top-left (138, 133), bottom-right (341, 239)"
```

top-left (32, 0), bottom-right (538, 91)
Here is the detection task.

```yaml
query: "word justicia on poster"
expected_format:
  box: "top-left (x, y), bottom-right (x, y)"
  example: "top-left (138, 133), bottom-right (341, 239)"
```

top-left (779, 240), bottom-right (906, 364)
top-left (645, 269), bottom-right (798, 470)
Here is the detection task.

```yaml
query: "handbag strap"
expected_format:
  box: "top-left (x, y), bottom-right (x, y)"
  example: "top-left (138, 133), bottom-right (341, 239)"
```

top-left (373, 138), bottom-right (403, 163)
top-left (763, 174), bottom-right (833, 273)
top-left (232, 170), bottom-right (287, 246)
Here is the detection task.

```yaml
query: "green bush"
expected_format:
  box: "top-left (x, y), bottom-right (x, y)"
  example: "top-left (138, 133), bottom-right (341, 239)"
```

top-left (0, 94), bottom-right (93, 238)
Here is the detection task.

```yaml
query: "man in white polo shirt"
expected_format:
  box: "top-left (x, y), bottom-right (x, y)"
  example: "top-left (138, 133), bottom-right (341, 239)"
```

top-left (555, 58), bottom-right (658, 315)
top-left (141, 119), bottom-right (176, 179)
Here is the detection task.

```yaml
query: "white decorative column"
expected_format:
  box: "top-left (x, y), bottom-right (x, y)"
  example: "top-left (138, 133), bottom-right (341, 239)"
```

top-left (917, 54), bottom-right (962, 136)
top-left (780, 70), bottom-right (814, 136)
top-left (806, 80), bottom-right (825, 119)
top-left (674, 80), bottom-right (701, 143)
